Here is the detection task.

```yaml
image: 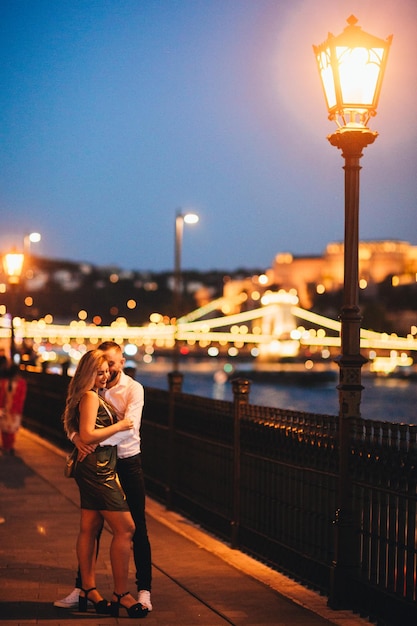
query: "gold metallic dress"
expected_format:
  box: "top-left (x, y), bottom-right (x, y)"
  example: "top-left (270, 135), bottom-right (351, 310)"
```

top-left (74, 398), bottom-right (129, 511)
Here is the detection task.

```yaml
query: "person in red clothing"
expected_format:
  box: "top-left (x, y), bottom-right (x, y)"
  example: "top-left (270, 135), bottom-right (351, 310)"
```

top-left (0, 365), bottom-right (27, 455)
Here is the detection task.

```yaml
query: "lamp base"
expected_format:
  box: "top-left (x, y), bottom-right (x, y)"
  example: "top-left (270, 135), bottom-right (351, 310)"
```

top-left (328, 127), bottom-right (378, 158)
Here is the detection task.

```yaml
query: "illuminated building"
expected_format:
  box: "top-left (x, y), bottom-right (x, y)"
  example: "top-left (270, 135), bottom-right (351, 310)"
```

top-left (270, 240), bottom-right (417, 308)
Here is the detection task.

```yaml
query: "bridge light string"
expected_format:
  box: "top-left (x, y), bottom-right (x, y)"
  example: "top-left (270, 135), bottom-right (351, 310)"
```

top-left (1, 302), bottom-right (416, 353)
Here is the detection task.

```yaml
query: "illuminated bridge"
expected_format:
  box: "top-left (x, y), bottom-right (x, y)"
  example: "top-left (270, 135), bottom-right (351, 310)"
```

top-left (1, 291), bottom-right (416, 373)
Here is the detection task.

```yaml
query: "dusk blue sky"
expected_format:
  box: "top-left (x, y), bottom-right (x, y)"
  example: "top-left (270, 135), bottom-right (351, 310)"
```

top-left (2, 0), bottom-right (416, 272)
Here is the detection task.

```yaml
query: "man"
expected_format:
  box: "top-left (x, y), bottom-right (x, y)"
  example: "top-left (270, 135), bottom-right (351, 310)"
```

top-left (54, 341), bottom-right (152, 612)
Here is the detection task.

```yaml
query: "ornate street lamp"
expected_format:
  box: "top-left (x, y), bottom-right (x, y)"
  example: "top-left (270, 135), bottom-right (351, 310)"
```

top-left (314, 15), bottom-right (392, 131)
top-left (172, 210), bottom-right (199, 372)
top-left (3, 249), bottom-right (25, 362)
top-left (313, 15), bottom-right (392, 608)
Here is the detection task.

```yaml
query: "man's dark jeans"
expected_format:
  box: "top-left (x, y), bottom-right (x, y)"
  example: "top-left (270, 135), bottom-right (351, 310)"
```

top-left (117, 453), bottom-right (152, 591)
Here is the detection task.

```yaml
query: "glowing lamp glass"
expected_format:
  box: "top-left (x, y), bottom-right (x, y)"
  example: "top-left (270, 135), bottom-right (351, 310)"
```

top-left (183, 213), bottom-right (199, 225)
top-left (314, 15), bottom-right (392, 129)
top-left (28, 232), bottom-right (41, 244)
top-left (3, 251), bottom-right (25, 284)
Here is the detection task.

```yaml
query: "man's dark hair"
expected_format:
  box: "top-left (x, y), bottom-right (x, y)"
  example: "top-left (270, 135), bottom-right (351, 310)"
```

top-left (98, 341), bottom-right (122, 352)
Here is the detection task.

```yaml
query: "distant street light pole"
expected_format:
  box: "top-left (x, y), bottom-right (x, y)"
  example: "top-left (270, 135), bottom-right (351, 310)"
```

top-left (173, 210), bottom-right (199, 371)
top-left (313, 15), bottom-right (392, 608)
top-left (24, 232), bottom-right (41, 255)
top-left (2, 249), bottom-right (25, 363)
top-left (23, 232), bottom-right (41, 287)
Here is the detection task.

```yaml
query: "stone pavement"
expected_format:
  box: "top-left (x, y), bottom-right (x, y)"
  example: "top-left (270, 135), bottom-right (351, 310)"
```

top-left (0, 428), bottom-right (369, 625)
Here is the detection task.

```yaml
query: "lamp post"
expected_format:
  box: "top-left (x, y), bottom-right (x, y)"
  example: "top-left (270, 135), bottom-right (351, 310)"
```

top-left (173, 210), bottom-right (199, 371)
top-left (3, 249), bottom-right (25, 363)
top-left (23, 232), bottom-right (41, 255)
top-left (313, 15), bottom-right (392, 608)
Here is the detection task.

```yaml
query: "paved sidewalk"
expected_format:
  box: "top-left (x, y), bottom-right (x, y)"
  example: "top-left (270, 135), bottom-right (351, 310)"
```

top-left (0, 428), bottom-right (368, 625)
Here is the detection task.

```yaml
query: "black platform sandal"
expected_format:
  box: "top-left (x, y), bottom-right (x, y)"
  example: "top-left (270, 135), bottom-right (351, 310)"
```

top-left (78, 586), bottom-right (111, 614)
top-left (110, 591), bottom-right (148, 618)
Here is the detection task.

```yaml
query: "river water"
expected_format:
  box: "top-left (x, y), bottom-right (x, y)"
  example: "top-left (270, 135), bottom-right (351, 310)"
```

top-left (134, 358), bottom-right (417, 425)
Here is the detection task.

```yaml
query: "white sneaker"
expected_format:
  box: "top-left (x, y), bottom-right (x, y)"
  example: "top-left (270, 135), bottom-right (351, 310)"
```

top-left (138, 589), bottom-right (152, 611)
top-left (53, 587), bottom-right (84, 609)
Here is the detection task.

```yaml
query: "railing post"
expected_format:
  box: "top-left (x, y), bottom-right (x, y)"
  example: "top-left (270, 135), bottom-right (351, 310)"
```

top-left (231, 377), bottom-right (251, 548)
top-left (166, 371), bottom-right (183, 510)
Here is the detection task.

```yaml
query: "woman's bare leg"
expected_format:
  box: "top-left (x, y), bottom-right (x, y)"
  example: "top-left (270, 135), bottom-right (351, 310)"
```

top-left (101, 510), bottom-right (136, 607)
top-left (77, 509), bottom-right (104, 600)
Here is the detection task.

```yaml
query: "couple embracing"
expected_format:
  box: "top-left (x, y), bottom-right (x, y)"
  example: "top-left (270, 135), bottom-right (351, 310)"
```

top-left (57, 341), bottom-right (152, 618)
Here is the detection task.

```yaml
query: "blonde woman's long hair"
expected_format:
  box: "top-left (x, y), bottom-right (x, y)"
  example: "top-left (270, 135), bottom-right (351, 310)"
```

top-left (62, 349), bottom-right (107, 438)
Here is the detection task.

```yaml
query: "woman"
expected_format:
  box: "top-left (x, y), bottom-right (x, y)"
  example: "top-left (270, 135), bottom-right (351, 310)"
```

top-left (63, 349), bottom-right (145, 617)
top-left (0, 365), bottom-right (27, 455)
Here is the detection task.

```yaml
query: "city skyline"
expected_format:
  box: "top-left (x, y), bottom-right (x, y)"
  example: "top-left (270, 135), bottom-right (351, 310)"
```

top-left (2, 0), bottom-right (416, 273)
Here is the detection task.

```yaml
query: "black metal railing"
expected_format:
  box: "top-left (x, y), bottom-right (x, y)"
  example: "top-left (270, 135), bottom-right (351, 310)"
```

top-left (21, 369), bottom-right (417, 625)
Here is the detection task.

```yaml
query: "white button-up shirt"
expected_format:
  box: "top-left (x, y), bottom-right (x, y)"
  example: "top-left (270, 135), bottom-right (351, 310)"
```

top-left (101, 371), bottom-right (144, 459)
